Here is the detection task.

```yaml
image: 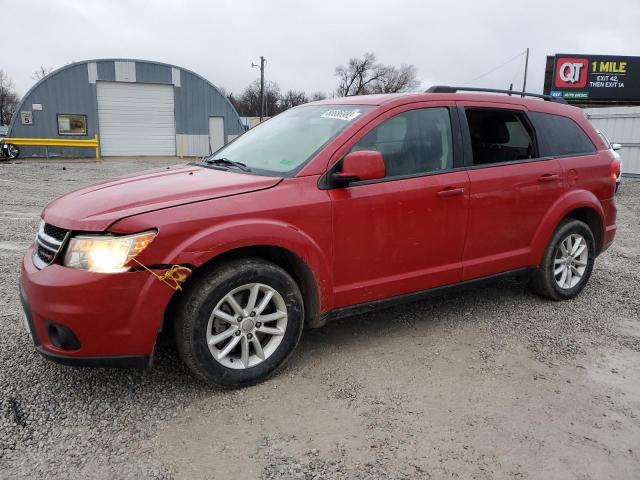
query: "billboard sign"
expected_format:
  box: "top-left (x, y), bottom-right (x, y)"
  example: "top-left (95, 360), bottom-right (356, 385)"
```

top-left (550, 54), bottom-right (640, 101)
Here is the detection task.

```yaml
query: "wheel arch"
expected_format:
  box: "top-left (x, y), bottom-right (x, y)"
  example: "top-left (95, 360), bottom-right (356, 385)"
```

top-left (160, 241), bottom-right (327, 346)
top-left (530, 189), bottom-right (606, 265)
top-left (198, 245), bottom-right (322, 327)
top-left (563, 207), bottom-right (603, 254)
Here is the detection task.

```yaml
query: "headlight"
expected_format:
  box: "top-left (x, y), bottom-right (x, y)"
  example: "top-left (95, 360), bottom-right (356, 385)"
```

top-left (63, 231), bottom-right (156, 273)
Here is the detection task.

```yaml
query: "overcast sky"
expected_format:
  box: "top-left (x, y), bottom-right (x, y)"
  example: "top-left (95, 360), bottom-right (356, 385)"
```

top-left (5, 0), bottom-right (640, 98)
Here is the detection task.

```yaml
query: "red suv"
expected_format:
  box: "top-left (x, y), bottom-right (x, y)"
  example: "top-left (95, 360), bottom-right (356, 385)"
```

top-left (20, 87), bottom-right (619, 387)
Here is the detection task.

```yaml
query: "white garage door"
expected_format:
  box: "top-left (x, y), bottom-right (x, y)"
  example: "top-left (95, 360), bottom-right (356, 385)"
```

top-left (97, 82), bottom-right (176, 156)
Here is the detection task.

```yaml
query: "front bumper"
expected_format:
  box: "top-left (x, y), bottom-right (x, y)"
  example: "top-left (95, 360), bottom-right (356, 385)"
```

top-left (19, 246), bottom-right (175, 367)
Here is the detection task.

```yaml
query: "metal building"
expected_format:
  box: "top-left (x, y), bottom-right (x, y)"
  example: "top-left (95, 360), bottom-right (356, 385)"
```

top-left (585, 106), bottom-right (640, 176)
top-left (8, 59), bottom-right (243, 158)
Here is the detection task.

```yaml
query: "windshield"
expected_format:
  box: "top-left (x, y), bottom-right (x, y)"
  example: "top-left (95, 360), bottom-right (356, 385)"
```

top-left (204, 105), bottom-right (373, 175)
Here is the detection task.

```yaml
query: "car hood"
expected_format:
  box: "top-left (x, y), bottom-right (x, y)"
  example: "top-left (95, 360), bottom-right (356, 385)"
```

top-left (42, 164), bottom-right (282, 231)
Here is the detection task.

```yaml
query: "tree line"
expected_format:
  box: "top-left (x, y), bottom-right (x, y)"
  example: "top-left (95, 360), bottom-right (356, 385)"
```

top-left (0, 53), bottom-right (419, 125)
top-left (1, 65), bottom-right (53, 126)
top-left (228, 53), bottom-right (420, 117)
top-left (225, 81), bottom-right (328, 118)
top-left (0, 70), bottom-right (19, 126)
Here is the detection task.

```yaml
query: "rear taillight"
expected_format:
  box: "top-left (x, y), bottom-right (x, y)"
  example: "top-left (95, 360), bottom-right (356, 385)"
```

top-left (611, 157), bottom-right (621, 180)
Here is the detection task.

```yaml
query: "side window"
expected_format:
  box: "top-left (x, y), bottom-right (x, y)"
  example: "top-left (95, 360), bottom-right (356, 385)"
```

top-left (465, 109), bottom-right (535, 165)
top-left (529, 112), bottom-right (596, 157)
top-left (351, 107), bottom-right (453, 178)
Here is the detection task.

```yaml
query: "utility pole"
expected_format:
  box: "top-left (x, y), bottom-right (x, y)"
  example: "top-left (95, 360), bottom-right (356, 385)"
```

top-left (522, 48), bottom-right (529, 96)
top-left (252, 56), bottom-right (266, 121)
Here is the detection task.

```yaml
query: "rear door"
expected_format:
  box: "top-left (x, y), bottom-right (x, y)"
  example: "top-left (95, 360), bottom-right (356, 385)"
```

top-left (457, 102), bottom-right (565, 280)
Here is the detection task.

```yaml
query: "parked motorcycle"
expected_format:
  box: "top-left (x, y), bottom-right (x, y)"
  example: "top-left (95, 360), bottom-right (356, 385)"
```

top-left (0, 139), bottom-right (20, 160)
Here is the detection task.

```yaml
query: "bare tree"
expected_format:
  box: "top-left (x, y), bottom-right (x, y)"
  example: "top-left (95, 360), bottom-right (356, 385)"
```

top-left (261, 80), bottom-right (282, 117)
top-left (32, 65), bottom-right (53, 81)
top-left (234, 79), bottom-right (282, 117)
top-left (335, 52), bottom-right (381, 96)
top-left (311, 91), bottom-right (327, 101)
top-left (0, 70), bottom-right (20, 126)
top-left (335, 53), bottom-right (420, 96)
top-left (370, 64), bottom-right (420, 93)
top-left (280, 89), bottom-right (309, 110)
top-left (226, 91), bottom-right (240, 112)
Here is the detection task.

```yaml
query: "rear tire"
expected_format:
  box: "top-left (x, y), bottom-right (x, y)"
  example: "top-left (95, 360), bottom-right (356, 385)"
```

top-left (174, 258), bottom-right (304, 387)
top-left (529, 219), bottom-right (595, 300)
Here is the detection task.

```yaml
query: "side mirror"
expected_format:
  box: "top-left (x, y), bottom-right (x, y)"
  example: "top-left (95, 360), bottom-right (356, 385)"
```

top-left (332, 150), bottom-right (386, 184)
top-left (612, 143), bottom-right (622, 151)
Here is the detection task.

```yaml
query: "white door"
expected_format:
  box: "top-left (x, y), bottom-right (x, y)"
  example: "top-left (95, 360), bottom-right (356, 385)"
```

top-left (97, 82), bottom-right (176, 156)
top-left (208, 117), bottom-right (225, 155)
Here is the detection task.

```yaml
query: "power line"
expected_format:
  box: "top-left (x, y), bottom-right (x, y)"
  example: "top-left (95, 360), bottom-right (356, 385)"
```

top-left (511, 53), bottom-right (525, 85)
top-left (463, 50), bottom-right (527, 86)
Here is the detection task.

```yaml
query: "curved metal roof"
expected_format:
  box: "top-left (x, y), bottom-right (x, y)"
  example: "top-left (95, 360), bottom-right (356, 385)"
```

top-left (8, 58), bottom-right (239, 132)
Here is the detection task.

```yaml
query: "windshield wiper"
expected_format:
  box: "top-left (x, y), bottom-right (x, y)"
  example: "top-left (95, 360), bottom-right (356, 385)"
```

top-left (204, 157), bottom-right (251, 172)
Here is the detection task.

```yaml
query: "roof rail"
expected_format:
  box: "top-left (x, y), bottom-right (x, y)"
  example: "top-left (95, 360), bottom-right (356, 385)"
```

top-left (426, 85), bottom-right (568, 104)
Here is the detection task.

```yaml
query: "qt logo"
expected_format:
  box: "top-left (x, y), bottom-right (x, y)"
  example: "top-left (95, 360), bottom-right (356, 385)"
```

top-left (555, 58), bottom-right (588, 88)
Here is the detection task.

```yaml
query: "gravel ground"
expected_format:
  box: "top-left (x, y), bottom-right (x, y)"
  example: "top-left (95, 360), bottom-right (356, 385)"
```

top-left (0, 158), bottom-right (639, 479)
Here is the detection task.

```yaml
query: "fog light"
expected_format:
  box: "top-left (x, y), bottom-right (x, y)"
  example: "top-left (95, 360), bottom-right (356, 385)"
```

top-left (48, 323), bottom-right (81, 350)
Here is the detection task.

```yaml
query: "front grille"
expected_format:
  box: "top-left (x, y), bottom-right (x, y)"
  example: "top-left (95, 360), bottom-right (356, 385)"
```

top-left (36, 244), bottom-right (55, 264)
top-left (43, 223), bottom-right (67, 242)
top-left (33, 222), bottom-right (69, 269)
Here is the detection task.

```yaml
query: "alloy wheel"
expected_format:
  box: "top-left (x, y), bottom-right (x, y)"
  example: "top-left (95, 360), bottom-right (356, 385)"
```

top-left (206, 283), bottom-right (288, 369)
top-left (553, 233), bottom-right (588, 289)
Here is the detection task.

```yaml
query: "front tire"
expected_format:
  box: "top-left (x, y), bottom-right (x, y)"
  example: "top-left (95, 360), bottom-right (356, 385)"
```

top-left (174, 258), bottom-right (304, 387)
top-left (529, 219), bottom-right (596, 300)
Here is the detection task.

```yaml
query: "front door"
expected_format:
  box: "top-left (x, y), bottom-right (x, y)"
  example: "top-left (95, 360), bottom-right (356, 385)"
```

top-left (330, 104), bottom-right (470, 308)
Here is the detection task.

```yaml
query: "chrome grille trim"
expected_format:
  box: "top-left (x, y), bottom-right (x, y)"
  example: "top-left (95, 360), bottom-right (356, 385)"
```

top-left (33, 221), bottom-right (70, 270)
top-left (37, 235), bottom-right (60, 251)
top-left (33, 253), bottom-right (49, 270)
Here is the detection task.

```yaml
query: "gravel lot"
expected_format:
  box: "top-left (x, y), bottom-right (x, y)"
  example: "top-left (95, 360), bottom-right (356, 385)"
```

top-left (1, 158), bottom-right (639, 479)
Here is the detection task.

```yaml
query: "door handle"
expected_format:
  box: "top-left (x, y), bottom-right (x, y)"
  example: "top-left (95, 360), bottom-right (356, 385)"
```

top-left (538, 174), bottom-right (559, 183)
top-left (436, 187), bottom-right (465, 198)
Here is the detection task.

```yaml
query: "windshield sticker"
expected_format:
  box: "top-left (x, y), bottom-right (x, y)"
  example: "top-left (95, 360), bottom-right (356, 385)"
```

top-left (320, 109), bottom-right (361, 121)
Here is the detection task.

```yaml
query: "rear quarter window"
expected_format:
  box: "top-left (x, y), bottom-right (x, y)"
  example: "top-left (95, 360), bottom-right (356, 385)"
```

top-left (529, 112), bottom-right (596, 157)
top-left (598, 132), bottom-right (612, 150)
